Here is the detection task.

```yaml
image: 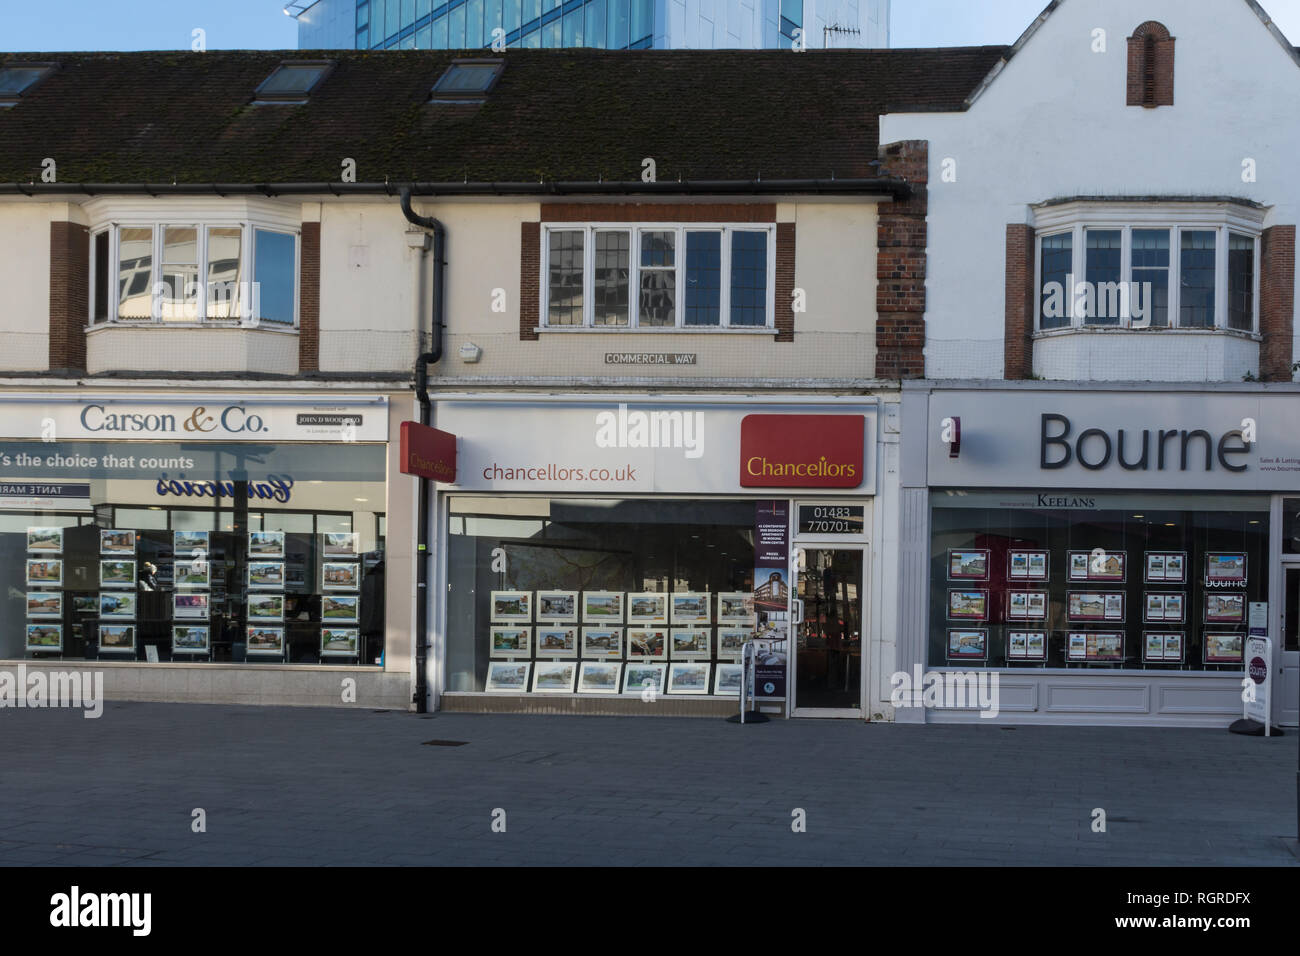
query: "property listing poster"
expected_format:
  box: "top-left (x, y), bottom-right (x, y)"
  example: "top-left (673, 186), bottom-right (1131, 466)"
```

top-left (753, 500), bottom-right (789, 700)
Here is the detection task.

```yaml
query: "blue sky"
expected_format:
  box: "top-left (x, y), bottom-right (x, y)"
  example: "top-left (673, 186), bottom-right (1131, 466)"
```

top-left (1, 0), bottom-right (1298, 50)
top-left (892, 0), bottom-right (1300, 47)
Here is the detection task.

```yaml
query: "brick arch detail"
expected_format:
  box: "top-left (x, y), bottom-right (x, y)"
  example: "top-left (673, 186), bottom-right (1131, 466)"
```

top-left (1127, 21), bottom-right (1175, 107)
top-left (1131, 20), bottom-right (1171, 40)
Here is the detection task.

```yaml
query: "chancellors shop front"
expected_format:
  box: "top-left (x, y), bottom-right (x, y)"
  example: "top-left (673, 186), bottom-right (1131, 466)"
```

top-left (426, 394), bottom-right (895, 719)
top-left (1, 388), bottom-right (415, 708)
top-left (899, 383), bottom-right (1300, 727)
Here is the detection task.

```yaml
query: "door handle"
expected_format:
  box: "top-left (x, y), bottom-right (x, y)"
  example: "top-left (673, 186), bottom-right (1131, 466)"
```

top-left (792, 598), bottom-right (804, 625)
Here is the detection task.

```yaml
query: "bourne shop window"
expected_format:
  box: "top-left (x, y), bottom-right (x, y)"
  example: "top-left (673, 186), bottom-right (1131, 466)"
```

top-left (930, 493), bottom-right (1268, 671)
top-left (1035, 207), bottom-right (1260, 332)
top-left (90, 222), bottom-right (298, 326)
top-left (541, 224), bottom-right (776, 330)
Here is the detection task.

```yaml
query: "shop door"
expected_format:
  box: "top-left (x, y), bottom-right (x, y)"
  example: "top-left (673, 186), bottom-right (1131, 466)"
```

top-left (793, 548), bottom-right (864, 714)
top-left (1278, 566), bottom-right (1300, 726)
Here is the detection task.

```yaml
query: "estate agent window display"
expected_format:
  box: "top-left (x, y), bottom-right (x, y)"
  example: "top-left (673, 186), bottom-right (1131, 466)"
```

top-left (14, 519), bottom-right (382, 664)
top-left (446, 498), bottom-right (761, 696)
top-left (929, 497), bottom-right (1267, 671)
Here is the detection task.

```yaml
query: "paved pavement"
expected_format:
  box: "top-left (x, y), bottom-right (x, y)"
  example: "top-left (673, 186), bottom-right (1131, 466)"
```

top-left (0, 703), bottom-right (1296, 866)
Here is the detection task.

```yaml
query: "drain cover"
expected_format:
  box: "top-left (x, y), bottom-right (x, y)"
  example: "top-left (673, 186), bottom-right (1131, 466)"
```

top-left (422, 739), bottom-right (469, 747)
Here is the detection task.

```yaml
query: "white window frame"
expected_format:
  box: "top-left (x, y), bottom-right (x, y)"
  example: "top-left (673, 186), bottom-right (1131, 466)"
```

top-left (539, 222), bottom-right (778, 331)
top-left (88, 226), bottom-right (112, 324)
top-left (250, 226), bottom-right (302, 329)
top-left (1031, 203), bottom-right (1263, 335)
top-left (88, 220), bottom-right (299, 331)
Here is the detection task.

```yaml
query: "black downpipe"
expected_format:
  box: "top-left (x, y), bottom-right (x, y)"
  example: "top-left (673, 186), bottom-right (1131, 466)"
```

top-left (400, 187), bottom-right (445, 713)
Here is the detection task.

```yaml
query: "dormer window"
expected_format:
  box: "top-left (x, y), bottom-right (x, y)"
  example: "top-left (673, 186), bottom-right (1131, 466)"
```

top-left (254, 60), bottom-right (334, 104)
top-left (0, 62), bottom-right (56, 106)
top-left (1127, 22), bottom-right (1174, 107)
top-left (429, 59), bottom-right (504, 103)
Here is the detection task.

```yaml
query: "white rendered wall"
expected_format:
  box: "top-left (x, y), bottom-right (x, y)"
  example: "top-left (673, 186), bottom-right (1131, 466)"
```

top-left (0, 204), bottom-right (53, 371)
top-left (85, 326), bottom-right (299, 375)
top-left (424, 199), bottom-right (881, 382)
top-left (1033, 329), bottom-right (1259, 382)
top-left (879, 0), bottom-right (1300, 380)
top-left (317, 201), bottom-right (426, 373)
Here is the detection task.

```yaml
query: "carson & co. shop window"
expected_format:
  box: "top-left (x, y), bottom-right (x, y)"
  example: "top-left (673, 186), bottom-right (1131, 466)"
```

top-left (930, 492), bottom-right (1268, 670)
top-left (445, 497), bottom-right (765, 696)
top-left (7, 445), bottom-right (386, 664)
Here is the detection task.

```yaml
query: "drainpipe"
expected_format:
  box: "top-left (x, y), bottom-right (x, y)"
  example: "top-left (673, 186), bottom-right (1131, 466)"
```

top-left (400, 187), bottom-right (445, 714)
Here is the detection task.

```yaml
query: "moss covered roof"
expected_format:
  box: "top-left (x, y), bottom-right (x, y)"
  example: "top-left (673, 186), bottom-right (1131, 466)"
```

top-left (0, 47), bottom-right (1008, 187)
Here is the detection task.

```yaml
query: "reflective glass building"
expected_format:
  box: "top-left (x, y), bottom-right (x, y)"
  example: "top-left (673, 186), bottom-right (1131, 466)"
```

top-left (293, 0), bottom-right (889, 51)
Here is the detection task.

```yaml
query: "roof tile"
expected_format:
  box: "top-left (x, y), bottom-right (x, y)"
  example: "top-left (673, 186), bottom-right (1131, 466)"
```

top-left (0, 47), bottom-right (1008, 186)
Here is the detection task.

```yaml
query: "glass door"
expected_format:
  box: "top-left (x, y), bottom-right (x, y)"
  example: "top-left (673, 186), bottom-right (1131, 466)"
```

top-left (1278, 566), bottom-right (1300, 726)
top-left (794, 548), bottom-right (863, 711)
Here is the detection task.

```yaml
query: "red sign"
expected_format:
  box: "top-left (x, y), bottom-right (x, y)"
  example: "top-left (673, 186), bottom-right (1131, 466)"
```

top-left (400, 421), bottom-right (457, 482)
top-left (739, 414), bottom-right (864, 488)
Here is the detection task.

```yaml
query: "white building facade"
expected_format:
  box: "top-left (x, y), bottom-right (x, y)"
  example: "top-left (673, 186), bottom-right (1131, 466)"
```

top-left (880, 0), bottom-right (1300, 727)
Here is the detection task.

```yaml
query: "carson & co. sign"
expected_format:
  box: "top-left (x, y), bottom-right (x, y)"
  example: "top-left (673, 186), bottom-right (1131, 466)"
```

top-left (0, 395), bottom-right (387, 443)
top-left (926, 390), bottom-right (1300, 492)
top-left (740, 414), bottom-right (865, 489)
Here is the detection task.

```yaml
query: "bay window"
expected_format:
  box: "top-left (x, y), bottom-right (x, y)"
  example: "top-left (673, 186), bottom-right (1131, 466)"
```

top-left (1130, 229), bottom-right (1170, 327)
top-left (1038, 233), bottom-right (1072, 331)
top-left (1179, 230), bottom-right (1216, 328)
top-left (90, 221), bottom-right (298, 328)
top-left (1228, 233), bottom-right (1255, 332)
top-left (1033, 204), bottom-right (1262, 334)
top-left (541, 223), bottom-right (776, 330)
top-left (1083, 229), bottom-right (1122, 327)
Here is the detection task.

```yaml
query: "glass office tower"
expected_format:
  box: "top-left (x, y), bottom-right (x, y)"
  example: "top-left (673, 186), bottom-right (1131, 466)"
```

top-left (294, 0), bottom-right (889, 51)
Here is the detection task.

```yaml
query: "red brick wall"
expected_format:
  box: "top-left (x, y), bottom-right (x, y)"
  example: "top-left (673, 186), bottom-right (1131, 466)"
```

top-left (775, 222), bottom-right (795, 343)
top-left (299, 222), bottom-right (320, 372)
top-left (520, 221), bottom-right (539, 341)
top-left (1260, 224), bottom-right (1295, 382)
top-left (1127, 22), bottom-right (1175, 107)
top-left (875, 140), bottom-right (928, 379)
top-left (48, 221), bottom-right (88, 372)
top-left (1004, 224), bottom-right (1036, 379)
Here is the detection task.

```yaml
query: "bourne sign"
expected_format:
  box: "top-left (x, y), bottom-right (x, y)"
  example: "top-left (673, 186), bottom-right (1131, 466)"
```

top-left (0, 396), bottom-right (387, 443)
top-left (926, 389), bottom-right (1300, 492)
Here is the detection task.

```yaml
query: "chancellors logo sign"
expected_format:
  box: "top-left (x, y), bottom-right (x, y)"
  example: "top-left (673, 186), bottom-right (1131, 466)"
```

top-left (739, 414), bottom-right (865, 489)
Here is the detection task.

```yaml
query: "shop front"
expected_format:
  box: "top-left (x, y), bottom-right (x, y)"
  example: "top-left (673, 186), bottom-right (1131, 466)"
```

top-left (427, 395), bottom-right (889, 718)
top-left (1, 390), bottom-right (415, 708)
top-left (899, 383), bottom-right (1300, 727)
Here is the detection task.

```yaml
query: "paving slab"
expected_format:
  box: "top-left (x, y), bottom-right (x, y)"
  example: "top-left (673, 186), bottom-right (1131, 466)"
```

top-left (0, 703), bottom-right (1295, 866)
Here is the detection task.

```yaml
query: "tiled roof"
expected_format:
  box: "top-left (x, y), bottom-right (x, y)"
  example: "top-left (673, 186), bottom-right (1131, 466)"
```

top-left (0, 47), bottom-right (1008, 188)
